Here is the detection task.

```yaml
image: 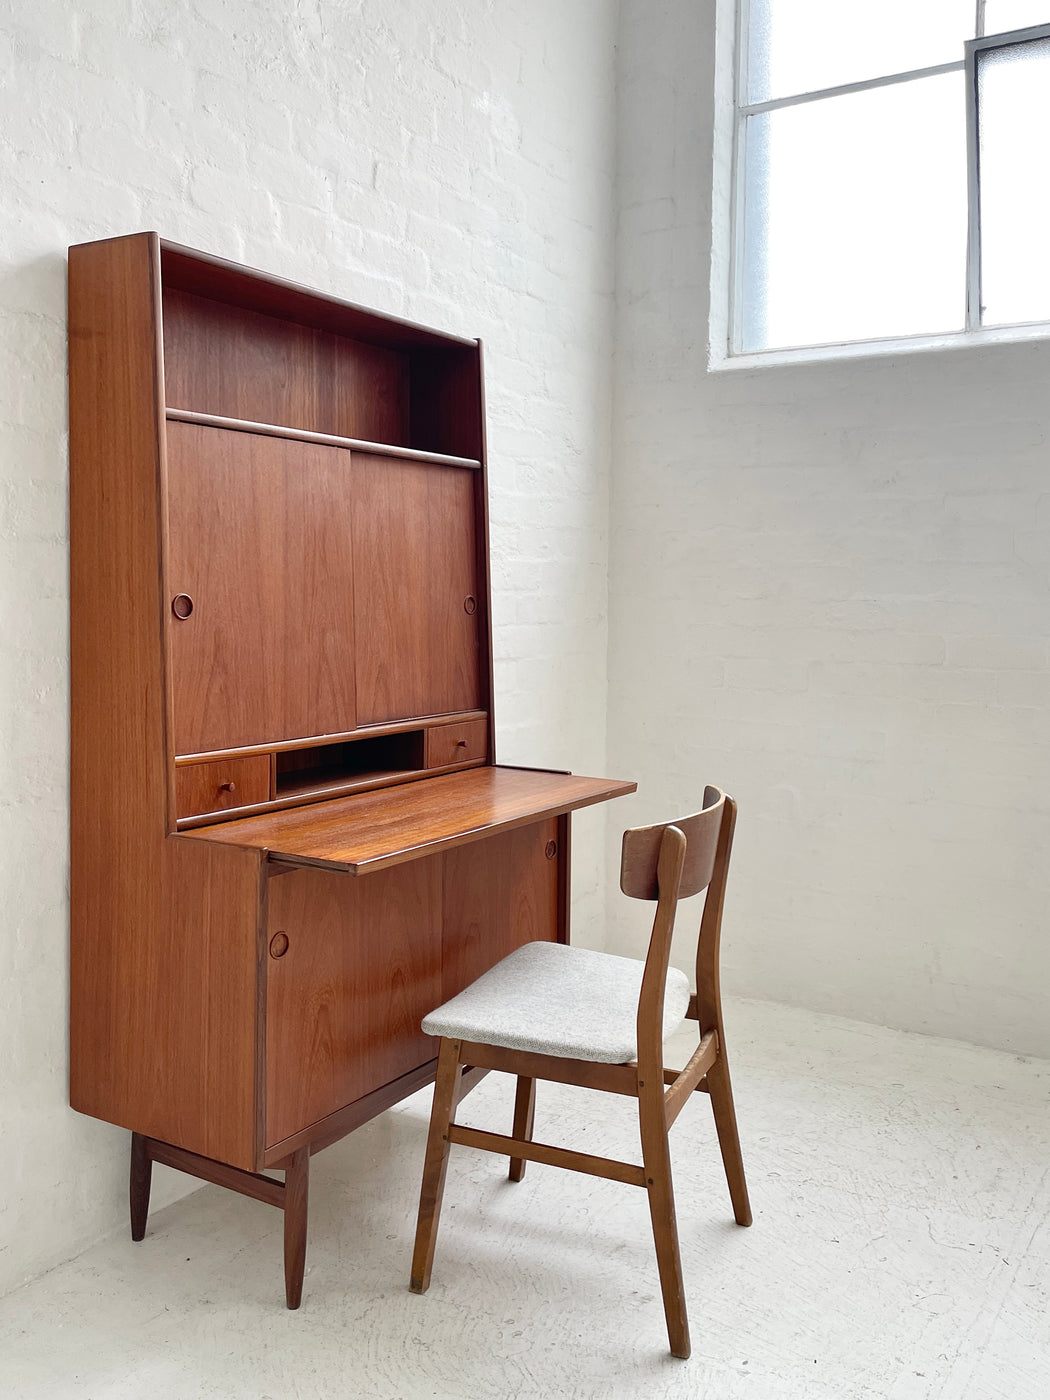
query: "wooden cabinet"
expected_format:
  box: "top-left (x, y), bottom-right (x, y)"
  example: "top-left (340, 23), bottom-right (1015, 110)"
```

top-left (351, 452), bottom-right (480, 725)
top-left (441, 820), bottom-right (562, 1000)
top-left (167, 423), bottom-right (358, 753)
top-left (68, 232), bottom-right (634, 1308)
top-left (265, 858), bottom-right (444, 1150)
top-left (174, 754), bottom-right (271, 820)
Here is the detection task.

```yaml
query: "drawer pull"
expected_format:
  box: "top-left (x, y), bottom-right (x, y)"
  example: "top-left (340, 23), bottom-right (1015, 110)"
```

top-left (171, 593), bottom-right (194, 620)
top-left (269, 931), bottom-right (289, 959)
top-left (219, 780), bottom-right (237, 794)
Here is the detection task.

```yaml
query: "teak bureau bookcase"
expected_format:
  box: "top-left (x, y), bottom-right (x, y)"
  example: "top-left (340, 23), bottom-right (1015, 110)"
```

top-left (68, 232), bottom-right (634, 1307)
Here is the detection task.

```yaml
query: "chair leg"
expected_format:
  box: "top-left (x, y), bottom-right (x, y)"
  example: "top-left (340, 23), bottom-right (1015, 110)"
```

top-left (509, 1076), bottom-right (536, 1182)
top-left (283, 1146), bottom-right (310, 1309)
top-left (129, 1132), bottom-right (152, 1242)
top-left (639, 1088), bottom-right (690, 1360)
top-left (410, 1038), bottom-right (463, 1294)
top-left (706, 1052), bottom-right (752, 1227)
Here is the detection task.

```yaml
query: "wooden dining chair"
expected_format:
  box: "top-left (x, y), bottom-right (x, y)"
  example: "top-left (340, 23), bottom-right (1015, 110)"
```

top-left (409, 785), bottom-right (751, 1359)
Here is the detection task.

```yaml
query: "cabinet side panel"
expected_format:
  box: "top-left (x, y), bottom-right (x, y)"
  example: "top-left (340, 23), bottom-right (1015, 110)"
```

top-left (69, 237), bottom-right (262, 1171)
top-left (474, 341), bottom-right (496, 760)
top-left (441, 819), bottom-right (560, 1000)
top-left (69, 234), bottom-right (171, 1127)
top-left (69, 234), bottom-right (169, 841)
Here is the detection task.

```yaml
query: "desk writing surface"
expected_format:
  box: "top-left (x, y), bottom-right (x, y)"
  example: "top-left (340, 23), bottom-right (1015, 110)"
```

top-left (181, 765), bottom-right (636, 874)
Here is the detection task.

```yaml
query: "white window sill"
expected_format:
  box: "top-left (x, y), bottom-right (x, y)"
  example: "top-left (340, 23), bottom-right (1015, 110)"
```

top-left (708, 319), bottom-right (1050, 372)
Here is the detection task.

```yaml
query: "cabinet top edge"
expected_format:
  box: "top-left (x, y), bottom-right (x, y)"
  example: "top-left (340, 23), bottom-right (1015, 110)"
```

top-left (68, 233), bottom-right (480, 352)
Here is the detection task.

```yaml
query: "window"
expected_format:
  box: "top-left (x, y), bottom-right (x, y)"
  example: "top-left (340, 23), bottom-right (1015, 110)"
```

top-left (730, 1), bottom-right (1050, 356)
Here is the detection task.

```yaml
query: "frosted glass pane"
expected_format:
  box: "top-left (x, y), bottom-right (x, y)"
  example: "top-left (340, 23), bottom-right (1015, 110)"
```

top-left (978, 37), bottom-right (1050, 326)
top-left (983, 2), bottom-right (1050, 36)
top-left (747, 0), bottom-right (975, 102)
top-left (740, 73), bottom-right (967, 351)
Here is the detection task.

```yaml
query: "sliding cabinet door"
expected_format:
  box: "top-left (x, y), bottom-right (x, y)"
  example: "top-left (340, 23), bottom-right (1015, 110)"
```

top-left (351, 452), bottom-right (481, 725)
top-left (166, 421), bottom-right (357, 753)
top-left (441, 820), bottom-right (560, 1000)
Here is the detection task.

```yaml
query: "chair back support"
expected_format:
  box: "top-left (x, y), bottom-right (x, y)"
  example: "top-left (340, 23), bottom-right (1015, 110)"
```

top-left (624, 787), bottom-right (737, 1065)
top-left (620, 785), bottom-right (726, 901)
top-left (634, 824), bottom-right (687, 1072)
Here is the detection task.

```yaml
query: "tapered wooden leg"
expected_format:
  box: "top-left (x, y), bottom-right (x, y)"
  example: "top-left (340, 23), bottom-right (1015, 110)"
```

top-left (639, 1089), bottom-right (690, 1359)
top-left (508, 1076), bottom-right (536, 1182)
top-left (130, 1132), bottom-right (152, 1242)
top-left (283, 1146), bottom-right (310, 1309)
top-left (410, 1038), bottom-right (463, 1294)
top-left (706, 1052), bottom-right (752, 1227)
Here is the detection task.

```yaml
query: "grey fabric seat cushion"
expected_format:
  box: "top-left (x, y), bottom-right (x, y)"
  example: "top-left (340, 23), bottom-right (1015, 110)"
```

top-left (421, 940), bottom-right (691, 1064)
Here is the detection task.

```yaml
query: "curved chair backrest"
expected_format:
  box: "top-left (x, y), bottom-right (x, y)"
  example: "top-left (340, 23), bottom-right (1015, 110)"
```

top-left (621, 787), bottom-right (737, 1066)
top-left (619, 785), bottom-right (728, 901)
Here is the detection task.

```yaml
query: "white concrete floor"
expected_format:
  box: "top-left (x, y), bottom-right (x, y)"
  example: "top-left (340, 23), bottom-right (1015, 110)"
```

top-left (2, 998), bottom-right (1049, 1399)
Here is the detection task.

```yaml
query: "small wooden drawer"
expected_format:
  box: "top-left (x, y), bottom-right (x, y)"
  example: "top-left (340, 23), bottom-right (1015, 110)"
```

top-left (176, 755), bottom-right (272, 819)
top-left (425, 718), bottom-right (488, 769)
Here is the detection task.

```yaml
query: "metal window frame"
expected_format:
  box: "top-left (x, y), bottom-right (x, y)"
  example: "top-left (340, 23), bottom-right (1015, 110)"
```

top-left (728, 0), bottom-right (1050, 356)
top-left (966, 21), bottom-right (1050, 328)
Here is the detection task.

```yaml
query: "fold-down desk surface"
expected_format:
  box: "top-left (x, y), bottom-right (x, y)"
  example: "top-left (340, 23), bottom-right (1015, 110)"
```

top-left (180, 765), bottom-right (636, 875)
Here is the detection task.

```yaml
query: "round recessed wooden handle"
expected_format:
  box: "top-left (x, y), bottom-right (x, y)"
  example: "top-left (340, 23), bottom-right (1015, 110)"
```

top-left (171, 594), bottom-right (194, 620)
top-left (219, 780), bottom-right (237, 794)
top-left (463, 595), bottom-right (477, 615)
top-left (269, 931), bottom-right (289, 959)
top-left (545, 840), bottom-right (558, 860)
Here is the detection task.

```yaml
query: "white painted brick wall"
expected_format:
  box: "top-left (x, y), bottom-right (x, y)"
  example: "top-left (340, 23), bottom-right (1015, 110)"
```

top-left (610, 0), bottom-right (1050, 1060)
top-left (14, 0), bottom-right (1044, 1303)
top-left (0, 0), bottom-right (617, 1295)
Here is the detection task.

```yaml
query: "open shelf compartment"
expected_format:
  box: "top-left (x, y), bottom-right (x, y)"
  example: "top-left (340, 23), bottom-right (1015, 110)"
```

top-left (275, 731), bottom-right (426, 799)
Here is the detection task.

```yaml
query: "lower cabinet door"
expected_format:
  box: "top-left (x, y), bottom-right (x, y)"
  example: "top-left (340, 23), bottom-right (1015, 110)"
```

top-left (264, 818), bottom-right (561, 1151)
top-left (265, 856), bottom-right (443, 1149)
top-left (441, 819), bottom-right (561, 1002)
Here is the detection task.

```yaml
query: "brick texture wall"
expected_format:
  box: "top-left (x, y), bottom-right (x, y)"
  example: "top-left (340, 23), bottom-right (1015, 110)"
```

top-left (609, 0), bottom-right (1050, 1059)
top-left (0, 0), bottom-right (617, 1295)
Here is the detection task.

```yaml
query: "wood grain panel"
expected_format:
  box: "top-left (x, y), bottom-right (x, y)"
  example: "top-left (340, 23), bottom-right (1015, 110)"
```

top-left (164, 839), bottom-right (264, 1166)
top-left (166, 421), bottom-right (357, 753)
top-left (176, 754), bottom-right (272, 818)
top-left (181, 766), bottom-right (637, 873)
top-left (163, 288), bottom-right (410, 444)
top-left (265, 859), bottom-right (442, 1146)
top-left (69, 232), bottom-right (164, 1121)
top-left (352, 453), bottom-right (480, 725)
top-left (68, 253), bottom-right (264, 1162)
top-left (329, 332), bottom-right (409, 445)
top-left (163, 289), bottom-right (320, 429)
top-left (69, 232), bottom-right (170, 837)
top-left (441, 820), bottom-right (560, 1000)
top-left (70, 236), bottom-right (262, 1166)
top-left (425, 717), bottom-right (487, 768)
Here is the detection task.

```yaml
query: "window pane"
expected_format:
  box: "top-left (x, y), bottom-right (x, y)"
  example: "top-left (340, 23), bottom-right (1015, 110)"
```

top-left (978, 36), bottom-right (1050, 326)
top-left (739, 74), bottom-right (967, 351)
top-left (982, 2), bottom-right (1050, 35)
top-left (747, 0), bottom-right (974, 102)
